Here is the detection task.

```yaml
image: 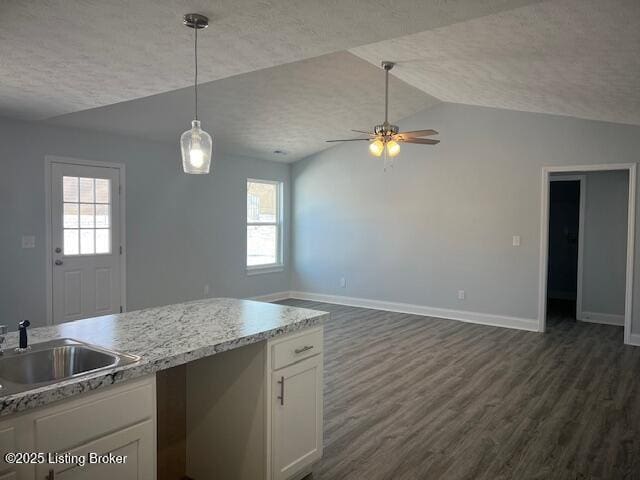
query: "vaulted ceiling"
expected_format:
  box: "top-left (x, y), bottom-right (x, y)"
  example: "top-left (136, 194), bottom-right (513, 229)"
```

top-left (0, 0), bottom-right (541, 120)
top-left (351, 0), bottom-right (640, 127)
top-left (46, 52), bottom-right (439, 161)
top-left (1, 0), bottom-right (638, 162)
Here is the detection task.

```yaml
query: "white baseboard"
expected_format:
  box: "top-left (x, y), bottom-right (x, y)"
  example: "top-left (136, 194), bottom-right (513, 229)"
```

top-left (251, 290), bottom-right (635, 343)
top-left (288, 291), bottom-right (539, 332)
top-left (579, 311), bottom-right (625, 326)
top-left (249, 291), bottom-right (292, 302)
top-left (628, 333), bottom-right (640, 347)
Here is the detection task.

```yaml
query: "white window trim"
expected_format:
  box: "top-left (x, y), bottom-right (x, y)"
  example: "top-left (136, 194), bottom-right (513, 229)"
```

top-left (246, 178), bottom-right (284, 275)
top-left (246, 264), bottom-right (285, 276)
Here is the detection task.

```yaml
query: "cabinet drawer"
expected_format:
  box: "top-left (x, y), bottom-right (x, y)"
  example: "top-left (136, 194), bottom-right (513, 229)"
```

top-left (35, 379), bottom-right (154, 453)
top-left (271, 328), bottom-right (323, 370)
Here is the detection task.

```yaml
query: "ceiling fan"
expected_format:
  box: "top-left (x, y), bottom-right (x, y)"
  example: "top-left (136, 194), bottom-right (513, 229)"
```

top-left (326, 61), bottom-right (439, 167)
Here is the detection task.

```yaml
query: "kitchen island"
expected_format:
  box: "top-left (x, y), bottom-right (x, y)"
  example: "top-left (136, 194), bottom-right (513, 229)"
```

top-left (0, 298), bottom-right (328, 480)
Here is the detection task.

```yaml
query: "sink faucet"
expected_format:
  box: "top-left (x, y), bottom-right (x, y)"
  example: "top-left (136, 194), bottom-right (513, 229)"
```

top-left (16, 320), bottom-right (31, 352)
top-left (0, 325), bottom-right (6, 355)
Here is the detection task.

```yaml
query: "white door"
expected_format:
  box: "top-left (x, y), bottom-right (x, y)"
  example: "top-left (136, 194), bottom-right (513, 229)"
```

top-left (51, 162), bottom-right (122, 324)
top-left (272, 355), bottom-right (323, 480)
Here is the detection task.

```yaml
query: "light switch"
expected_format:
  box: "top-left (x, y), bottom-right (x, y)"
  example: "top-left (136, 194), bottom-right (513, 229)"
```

top-left (512, 235), bottom-right (521, 247)
top-left (22, 235), bottom-right (35, 249)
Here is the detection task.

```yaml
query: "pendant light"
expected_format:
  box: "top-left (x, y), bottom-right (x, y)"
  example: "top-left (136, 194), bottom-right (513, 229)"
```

top-left (181, 13), bottom-right (213, 174)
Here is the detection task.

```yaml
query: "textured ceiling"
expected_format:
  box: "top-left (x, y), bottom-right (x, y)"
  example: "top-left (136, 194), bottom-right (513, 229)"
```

top-left (2, 0), bottom-right (636, 162)
top-left (0, 0), bottom-right (541, 120)
top-left (351, 0), bottom-right (640, 126)
top-left (46, 52), bottom-right (439, 162)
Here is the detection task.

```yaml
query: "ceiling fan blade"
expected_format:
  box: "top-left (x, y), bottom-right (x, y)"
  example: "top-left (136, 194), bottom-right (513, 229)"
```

top-left (402, 138), bottom-right (440, 145)
top-left (396, 129), bottom-right (438, 138)
top-left (326, 138), bottom-right (371, 143)
top-left (351, 129), bottom-right (375, 136)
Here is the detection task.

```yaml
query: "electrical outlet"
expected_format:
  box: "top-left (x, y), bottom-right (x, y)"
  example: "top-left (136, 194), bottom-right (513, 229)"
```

top-left (339, 277), bottom-right (346, 288)
top-left (458, 290), bottom-right (465, 300)
top-left (512, 235), bottom-right (521, 247)
top-left (203, 284), bottom-right (210, 296)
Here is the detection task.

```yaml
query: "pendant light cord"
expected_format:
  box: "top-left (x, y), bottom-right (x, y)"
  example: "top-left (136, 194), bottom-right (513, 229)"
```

top-left (194, 25), bottom-right (199, 121)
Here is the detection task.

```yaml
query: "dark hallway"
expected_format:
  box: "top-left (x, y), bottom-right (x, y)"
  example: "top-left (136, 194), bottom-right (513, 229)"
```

top-left (547, 179), bottom-right (580, 325)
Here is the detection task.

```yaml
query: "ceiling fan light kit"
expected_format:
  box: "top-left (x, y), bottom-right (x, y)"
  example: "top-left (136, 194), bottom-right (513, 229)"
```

top-left (181, 13), bottom-right (213, 175)
top-left (326, 60), bottom-right (440, 169)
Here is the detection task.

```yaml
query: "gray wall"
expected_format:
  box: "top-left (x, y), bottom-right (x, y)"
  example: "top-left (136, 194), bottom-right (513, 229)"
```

top-left (291, 103), bottom-right (640, 334)
top-left (581, 170), bottom-right (629, 316)
top-left (0, 117), bottom-right (290, 328)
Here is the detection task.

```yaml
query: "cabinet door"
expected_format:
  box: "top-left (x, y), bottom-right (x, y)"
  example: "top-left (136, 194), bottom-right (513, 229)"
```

top-left (37, 421), bottom-right (154, 480)
top-left (272, 355), bottom-right (323, 480)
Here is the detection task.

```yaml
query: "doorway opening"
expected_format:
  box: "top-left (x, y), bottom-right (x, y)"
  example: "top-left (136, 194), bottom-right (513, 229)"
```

top-left (546, 176), bottom-right (583, 327)
top-left (538, 164), bottom-right (637, 345)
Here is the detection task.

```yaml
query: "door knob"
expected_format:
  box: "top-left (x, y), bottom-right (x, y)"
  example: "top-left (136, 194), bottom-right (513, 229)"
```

top-left (55, 247), bottom-right (62, 253)
top-left (54, 259), bottom-right (63, 266)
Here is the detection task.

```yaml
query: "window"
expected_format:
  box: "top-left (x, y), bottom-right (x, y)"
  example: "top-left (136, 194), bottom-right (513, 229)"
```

top-left (63, 176), bottom-right (111, 255)
top-left (247, 179), bottom-right (283, 272)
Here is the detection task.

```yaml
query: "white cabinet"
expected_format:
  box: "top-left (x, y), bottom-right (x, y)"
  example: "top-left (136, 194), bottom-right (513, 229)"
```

top-left (268, 327), bottom-right (323, 480)
top-left (271, 355), bottom-right (323, 480)
top-left (0, 376), bottom-right (156, 480)
top-left (43, 421), bottom-right (153, 480)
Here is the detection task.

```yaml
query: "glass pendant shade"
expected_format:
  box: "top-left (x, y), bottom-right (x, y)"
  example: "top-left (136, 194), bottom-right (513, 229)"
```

top-left (386, 140), bottom-right (400, 157)
top-left (369, 139), bottom-right (385, 157)
top-left (181, 120), bottom-right (212, 174)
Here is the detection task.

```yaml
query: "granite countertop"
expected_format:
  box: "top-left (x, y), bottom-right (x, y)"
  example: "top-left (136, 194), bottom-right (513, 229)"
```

top-left (0, 298), bottom-right (328, 417)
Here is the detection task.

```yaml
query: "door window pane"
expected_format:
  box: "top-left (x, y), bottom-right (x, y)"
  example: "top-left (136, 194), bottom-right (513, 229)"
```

top-left (95, 204), bottom-right (110, 228)
top-left (63, 177), bottom-right (79, 202)
top-left (95, 179), bottom-right (110, 203)
top-left (79, 204), bottom-right (95, 228)
top-left (79, 177), bottom-right (95, 203)
top-left (63, 203), bottom-right (79, 228)
top-left (80, 229), bottom-right (95, 254)
top-left (64, 229), bottom-right (79, 255)
top-left (95, 229), bottom-right (110, 254)
top-left (247, 225), bottom-right (277, 266)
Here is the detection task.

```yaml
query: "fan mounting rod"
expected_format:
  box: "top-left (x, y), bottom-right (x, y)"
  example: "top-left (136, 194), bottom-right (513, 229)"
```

top-left (381, 61), bottom-right (395, 124)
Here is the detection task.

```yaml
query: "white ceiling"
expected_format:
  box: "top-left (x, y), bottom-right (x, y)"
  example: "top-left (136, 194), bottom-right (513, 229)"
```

top-left (351, 0), bottom-right (640, 126)
top-left (2, 0), bottom-right (638, 162)
top-left (0, 0), bottom-right (540, 120)
top-left (46, 52), bottom-right (439, 162)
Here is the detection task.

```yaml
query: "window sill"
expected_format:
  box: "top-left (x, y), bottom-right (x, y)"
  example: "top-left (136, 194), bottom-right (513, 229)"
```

top-left (246, 264), bottom-right (285, 276)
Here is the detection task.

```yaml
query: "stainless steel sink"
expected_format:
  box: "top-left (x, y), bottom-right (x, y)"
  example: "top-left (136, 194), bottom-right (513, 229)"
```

top-left (0, 339), bottom-right (140, 395)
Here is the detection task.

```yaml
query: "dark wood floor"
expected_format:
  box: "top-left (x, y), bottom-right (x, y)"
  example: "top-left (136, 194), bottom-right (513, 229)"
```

top-left (277, 299), bottom-right (640, 480)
